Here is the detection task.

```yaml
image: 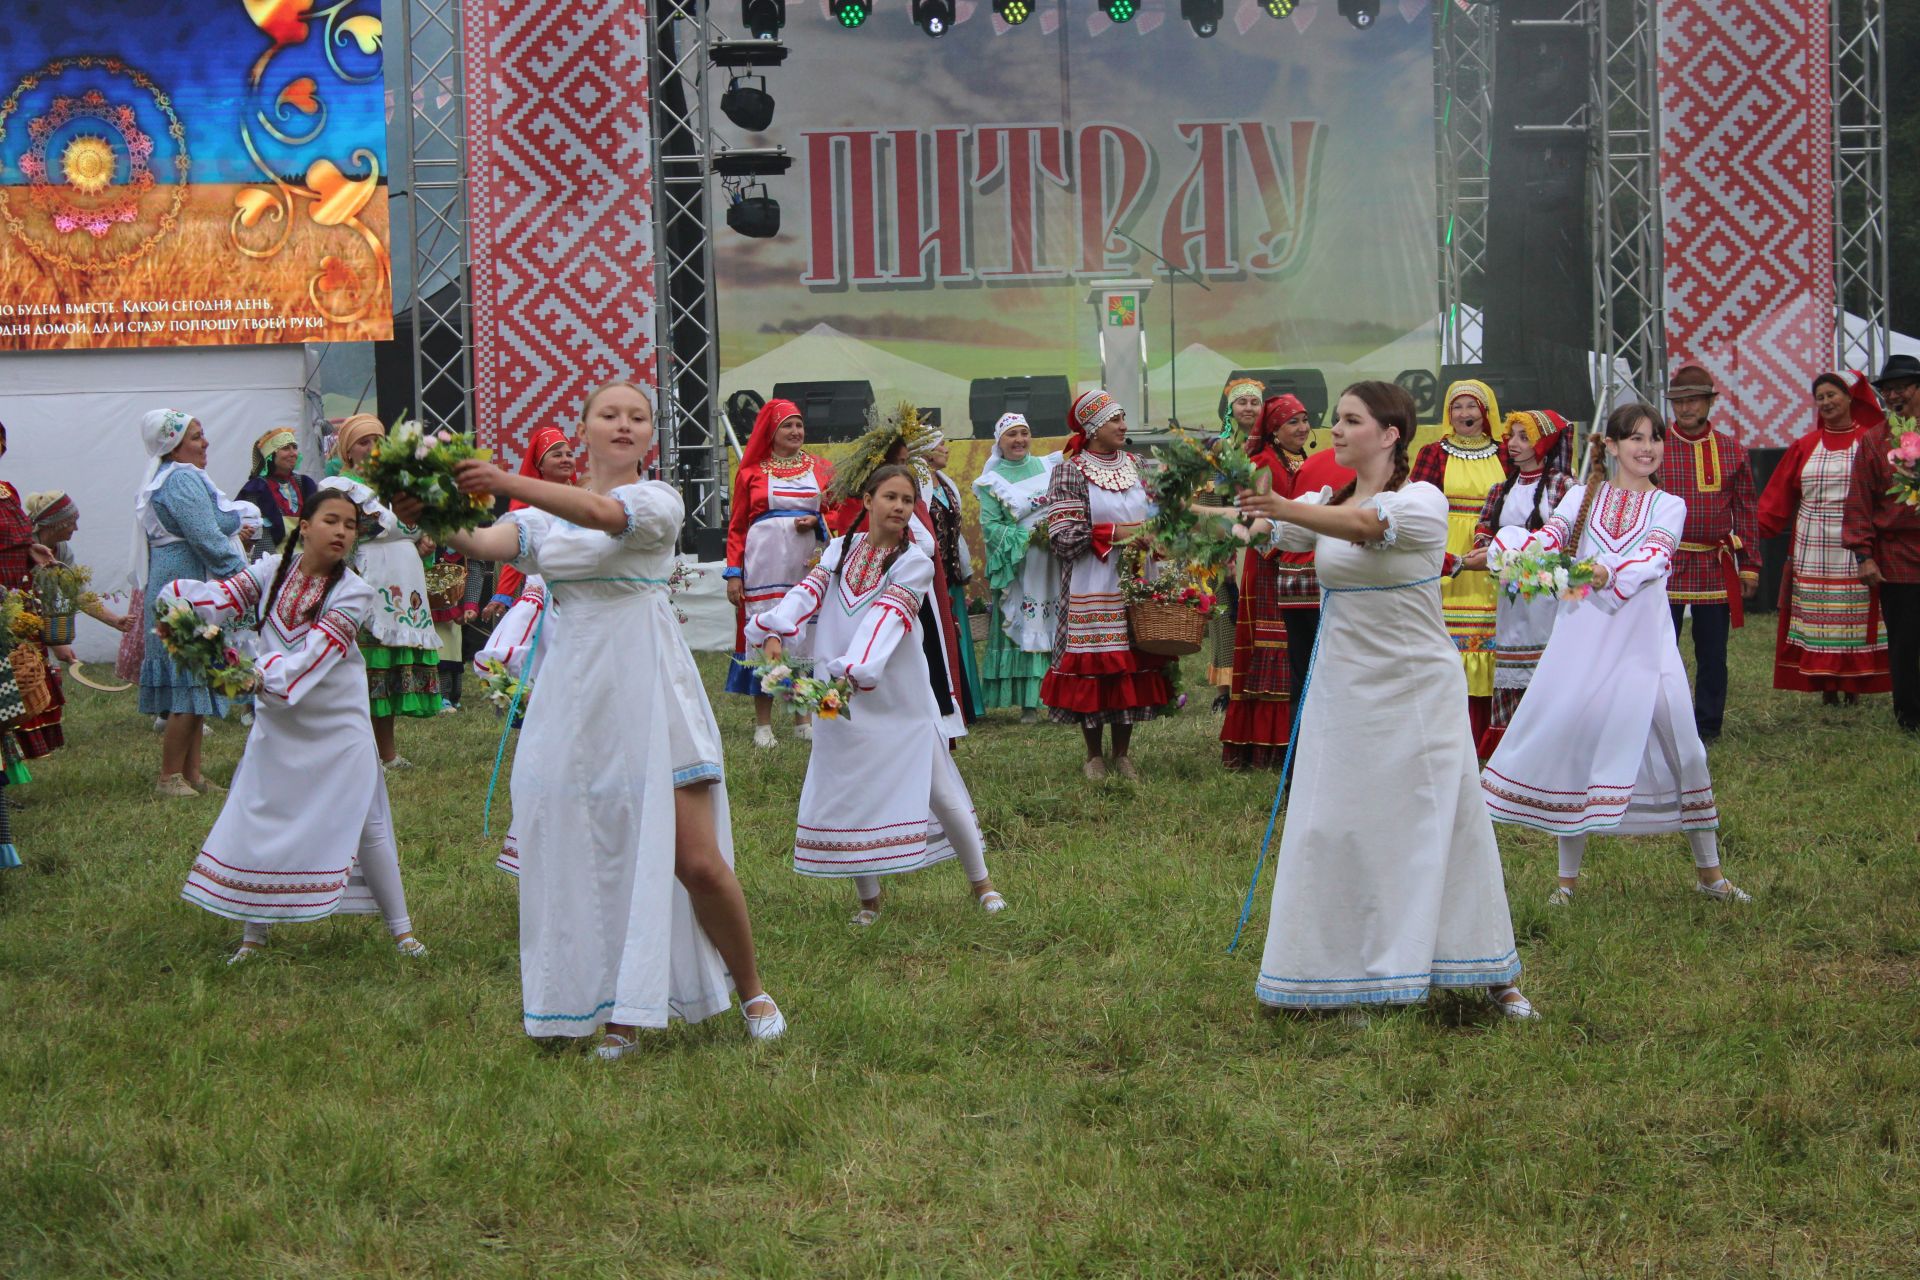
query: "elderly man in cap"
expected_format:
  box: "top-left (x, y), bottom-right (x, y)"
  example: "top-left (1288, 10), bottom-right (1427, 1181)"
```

top-left (1843, 354), bottom-right (1920, 731)
top-left (1662, 364), bottom-right (1760, 742)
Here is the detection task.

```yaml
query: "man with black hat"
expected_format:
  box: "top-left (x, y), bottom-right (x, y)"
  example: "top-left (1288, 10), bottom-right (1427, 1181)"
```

top-left (1662, 364), bottom-right (1760, 742)
top-left (1843, 354), bottom-right (1920, 731)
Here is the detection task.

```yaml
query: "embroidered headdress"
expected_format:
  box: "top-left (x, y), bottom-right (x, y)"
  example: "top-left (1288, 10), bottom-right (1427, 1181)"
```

top-left (1442, 378), bottom-right (1501, 439)
top-left (27, 491), bottom-right (76, 529)
top-left (985, 412), bottom-right (1031, 469)
top-left (1067, 389), bottom-right (1124, 456)
top-left (250, 427), bottom-right (299, 477)
top-left (140, 408), bottom-right (194, 459)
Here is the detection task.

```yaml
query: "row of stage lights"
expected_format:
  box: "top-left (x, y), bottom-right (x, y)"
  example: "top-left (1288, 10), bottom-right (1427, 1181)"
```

top-left (811, 0), bottom-right (1382, 38)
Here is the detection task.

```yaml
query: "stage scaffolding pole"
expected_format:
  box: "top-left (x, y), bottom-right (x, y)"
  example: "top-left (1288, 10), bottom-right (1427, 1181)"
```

top-left (1435, 0), bottom-right (1498, 367)
top-left (1587, 0), bottom-right (1664, 426)
top-left (399, 0), bottom-right (473, 437)
top-left (649, 0), bottom-right (727, 557)
top-left (1831, 0), bottom-right (1889, 375)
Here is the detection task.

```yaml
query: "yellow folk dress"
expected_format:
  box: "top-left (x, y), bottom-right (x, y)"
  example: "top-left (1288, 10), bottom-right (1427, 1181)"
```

top-left (1422, 438), bottom-right (1507, 700)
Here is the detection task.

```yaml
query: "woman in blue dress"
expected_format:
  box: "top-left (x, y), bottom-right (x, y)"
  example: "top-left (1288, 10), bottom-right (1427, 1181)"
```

top-left (135, 408), bottom-right (246, 797)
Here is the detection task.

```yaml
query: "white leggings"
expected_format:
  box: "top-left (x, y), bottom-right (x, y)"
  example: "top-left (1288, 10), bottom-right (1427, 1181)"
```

top-left (242, 801), bottom-right (413, 943)
top-left (1557, 829), bottom-right (1720, 880)
top-left (853, 756), bottom-right (989, 901)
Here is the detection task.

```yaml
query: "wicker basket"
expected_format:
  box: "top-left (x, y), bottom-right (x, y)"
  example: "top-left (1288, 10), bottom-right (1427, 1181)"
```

top-left (425, 563), bottom-right (468, 614)
top-left (11, 644), bottom-right (51, 718)
top-left (43, 613), bottom-right (77, 647)
top-left (1126, 599), bottom-right (1207, 657)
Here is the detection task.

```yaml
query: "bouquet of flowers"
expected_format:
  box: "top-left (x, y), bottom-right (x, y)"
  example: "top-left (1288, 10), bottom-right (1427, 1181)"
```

top-left (478, 656), bottom-right (530, 715)
top-left (748, 653), bottom-right (855, 721)
top-left (151, 596), bottom-right (256, 697)
top-left (34, 561), bottom-right (100, 616)
top-left (1140, 429), bottom-right (1261, 571)
top-left (360, 418), bottom-right (495, 537)
top-left (1490, 546), bottom-right (1605, 603)
top-left (1884, 424), bottom-right (1920, 508)
top-left (0, 589), bottom-right (43, 655)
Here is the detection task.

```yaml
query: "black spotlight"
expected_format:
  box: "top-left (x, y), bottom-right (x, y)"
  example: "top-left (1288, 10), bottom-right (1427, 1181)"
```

top-left (993, 0), bottom-right (1032, 23)
top-left (1181, 0), bottom-right (1221, 35)
top-left (726, 183), bottom-right (781, 239)
top-left (1099, 0), bottom-right (1137, 21)
top-left (912, 0), bottom-right (955, 35)
top-left (720, 74), bottom-right (775, 132)
top-left (1337, 0), bottom-right (1377, 27)
top-left (743, 0), bottom-right (785, 37)
top-left (1259, 0), bottom-right (1294, 15)
top-left (830, 0), bottom-right (870, 26)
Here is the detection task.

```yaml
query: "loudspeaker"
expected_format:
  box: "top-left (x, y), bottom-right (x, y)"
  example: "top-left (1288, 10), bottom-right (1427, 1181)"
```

top-left (1216, 368), bottom-right (1329, 427)
top-left (970, 376), bottom-right (1071, 438)
top-left (769, 380), bottom-right (876, 442)
top-left (1483, 0), bottom-right (1593, 422)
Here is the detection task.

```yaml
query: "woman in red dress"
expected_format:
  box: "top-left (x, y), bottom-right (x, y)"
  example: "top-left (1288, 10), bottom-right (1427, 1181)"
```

top-left (1221, 394), bottom-right (1318, 769)
top-left (1757, 370), bottom-right (1891, 702)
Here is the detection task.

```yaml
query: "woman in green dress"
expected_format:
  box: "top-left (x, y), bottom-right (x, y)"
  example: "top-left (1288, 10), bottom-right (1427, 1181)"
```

top-left (971, 414), bottom-right (1060, 720)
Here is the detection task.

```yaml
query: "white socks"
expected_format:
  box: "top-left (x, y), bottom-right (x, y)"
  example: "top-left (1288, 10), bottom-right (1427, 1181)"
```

top-left (1556, 830), bottom-right (1722, 882)
top-left (1557, 835), bottom-right (1586, 881)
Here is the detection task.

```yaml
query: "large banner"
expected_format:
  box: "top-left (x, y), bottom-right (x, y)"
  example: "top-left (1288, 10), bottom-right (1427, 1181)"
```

top-left (0, 1), bottom-right (392, 351)
top-left (1658, 0), bottom-right (1833, 448)
top-left (717, 5), bottom-right (1438, 437)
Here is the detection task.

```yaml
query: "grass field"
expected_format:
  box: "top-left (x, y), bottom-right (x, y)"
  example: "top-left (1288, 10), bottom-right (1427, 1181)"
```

top-left (3, 626), bottom-right (1917, 1277)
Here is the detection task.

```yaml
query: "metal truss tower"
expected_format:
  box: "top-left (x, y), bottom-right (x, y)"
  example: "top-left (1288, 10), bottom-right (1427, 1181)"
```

top-left (397, 0), bottom-right (473, 437)
top-left (1831, 0), bottom-right (1889, 374)
top-left (649, 0), bottom-right (728, 555)
top-left (1435, 0), bottom-right (1499, 366)
top-left (1587, 0), bottom-right (1664, 420)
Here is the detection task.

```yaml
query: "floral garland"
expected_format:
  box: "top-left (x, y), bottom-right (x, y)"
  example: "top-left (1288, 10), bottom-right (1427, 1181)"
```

top-left (1489, 546), bottom-right (1604, 602)
top-left (748, 654), bottom-right (855, 721)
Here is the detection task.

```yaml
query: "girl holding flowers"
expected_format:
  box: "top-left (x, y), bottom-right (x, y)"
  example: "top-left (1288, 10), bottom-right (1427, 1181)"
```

top-left (1482, 405), bottom-right (1752, 906)
top-left (162, 480), bottom-right (426, 964)
top-left (412, 381), bottom-right (785, 1054)
top-left (329, 415), bottom-right (442, 767)
top-left (747, 464), bottom-right (1007, 927)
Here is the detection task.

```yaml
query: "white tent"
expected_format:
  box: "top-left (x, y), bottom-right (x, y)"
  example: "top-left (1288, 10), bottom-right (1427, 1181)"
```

top-left (720, 323), bottom-right (974, 437)
top-left (1, 345), bottom-right (310, 662)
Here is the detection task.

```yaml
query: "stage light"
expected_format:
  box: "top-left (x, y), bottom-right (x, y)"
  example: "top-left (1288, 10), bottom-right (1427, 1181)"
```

top-left (727, 183), bottom-right (782, 239)
top-left (743, 0), bottom-right (785, 36)
top-left (1181, 0), bottom-right (1221, 36)
top-left (1337, 0), bottom-right (1377, 27)
top-left (994, 0), bottom-right (1032, 24)
top-left (1260, 0), bottom-right (1294, 16)
top-left (1100, 0), bottom-right (1136, 22)
top-left (721, 74), bottom-right (775, 132)
top-left (712, 147), bottom-right (793, 178)
top-left (830, 0), bottom-right (869, 28)
top-left (912, 0), bottom-right (954, 35)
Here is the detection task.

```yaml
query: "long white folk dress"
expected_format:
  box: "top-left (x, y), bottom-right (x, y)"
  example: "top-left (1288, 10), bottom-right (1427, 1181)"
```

top-left (746, 535), bottom-right (973, 878)
top-left (1482, 484), bottom-right (1719, 834)
top-left (504, 482), bottom-right (736, 1037)
top-left (1256, 483), bottom-right (1522, 1008)
top-left (166, 559), bottom-right (403, 924)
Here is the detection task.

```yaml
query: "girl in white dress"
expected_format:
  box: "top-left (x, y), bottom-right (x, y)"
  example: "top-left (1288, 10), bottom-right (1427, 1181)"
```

top-left (1481, 405), bottom-right (1753, 906)
top-left (423, 381), bottom-right (785, 1054)
top-left (164, 480), bottom-right (426, 964)
top-left (747, 465), bottom-right (1007, 926)
top-left (1236, 382), bottom-right (1533, 1018)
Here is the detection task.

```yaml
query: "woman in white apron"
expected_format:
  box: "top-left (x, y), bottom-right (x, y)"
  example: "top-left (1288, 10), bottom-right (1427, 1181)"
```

top-left (973, 413), bottom-right (1060, 721)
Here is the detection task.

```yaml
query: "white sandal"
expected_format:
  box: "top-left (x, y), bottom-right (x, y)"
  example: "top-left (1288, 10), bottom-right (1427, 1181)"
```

top-left (976, 890), bottom-right (1007, 915)
top-left (1695, 877), bottom-right (1752, 903)
top-left (742, 994), bottom-right (787, 1041)
top-left (1489, 986), bottom-right (1540, 1020)
top-left (850, 908), bottom-right (880, 927)
top-left (1545, 885), bottom-right (1575, 906)
top-left (226, 943), bottom-right (263, 966)
top-left (395, 936), bottom-right (429, 957)
top-left (594, 1032), bottom-right (639, 1061)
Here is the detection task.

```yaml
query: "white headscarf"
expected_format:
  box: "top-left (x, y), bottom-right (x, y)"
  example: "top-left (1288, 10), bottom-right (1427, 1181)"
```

top-left (128, 409), bottom-right (249, 593)
top-left (985, 413), bottom-right (1030, 470)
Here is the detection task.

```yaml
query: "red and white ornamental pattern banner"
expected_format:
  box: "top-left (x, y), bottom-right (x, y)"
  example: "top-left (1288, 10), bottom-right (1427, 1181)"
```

top-left (462, 1), bottom-right (658, 459)
top-left (1658, 0), bottom-right (1833, 449)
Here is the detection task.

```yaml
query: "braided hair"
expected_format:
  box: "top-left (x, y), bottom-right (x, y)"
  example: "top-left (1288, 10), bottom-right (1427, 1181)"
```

top-left (832, 463), bottom-right (921, 594)
top-left (1329, 380), bottom-right (1417, 507)
top-left (1564, 403), bottom-right (1667, 554)
top-left (256, 489), bottom-right (360, 635)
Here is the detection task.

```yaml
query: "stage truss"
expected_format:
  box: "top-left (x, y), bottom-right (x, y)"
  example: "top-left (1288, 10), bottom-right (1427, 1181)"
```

top-left (1831, 0), bottom-right (1888, 375)
top-left (398, 0), bottom-right (473, 438)
top-left (1434, 0), bottom-right (1497, 366)
top-left (1588, 0), bottom-right (1664, 417)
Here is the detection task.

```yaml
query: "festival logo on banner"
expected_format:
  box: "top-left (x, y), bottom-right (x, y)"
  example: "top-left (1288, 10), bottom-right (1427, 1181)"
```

top-left (717, 11), bottom-right (1436, 436)
top-left (0, 0), bottom-right (392, 350)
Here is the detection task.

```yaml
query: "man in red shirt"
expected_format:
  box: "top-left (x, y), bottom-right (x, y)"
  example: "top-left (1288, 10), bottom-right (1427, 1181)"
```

top-left (1661, 365), bottom-right (1760, 741)
top-left (1845, 354), bottom-right (1920, 731)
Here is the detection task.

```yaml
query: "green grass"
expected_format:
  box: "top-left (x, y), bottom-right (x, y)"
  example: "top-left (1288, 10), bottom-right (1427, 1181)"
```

top-left (3, 627), bottom-right (1917, 1277)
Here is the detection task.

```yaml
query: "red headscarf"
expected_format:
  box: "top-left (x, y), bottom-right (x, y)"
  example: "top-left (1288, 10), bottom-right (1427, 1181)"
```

top-left (510, 426), bottom-right (575, 512)
top-left (1813, 369), bottom-right (1886, 434)
top-left (739, 398), bottom-right (803, 470)
top-left (1254, 394), bottom-right (1308, 455)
